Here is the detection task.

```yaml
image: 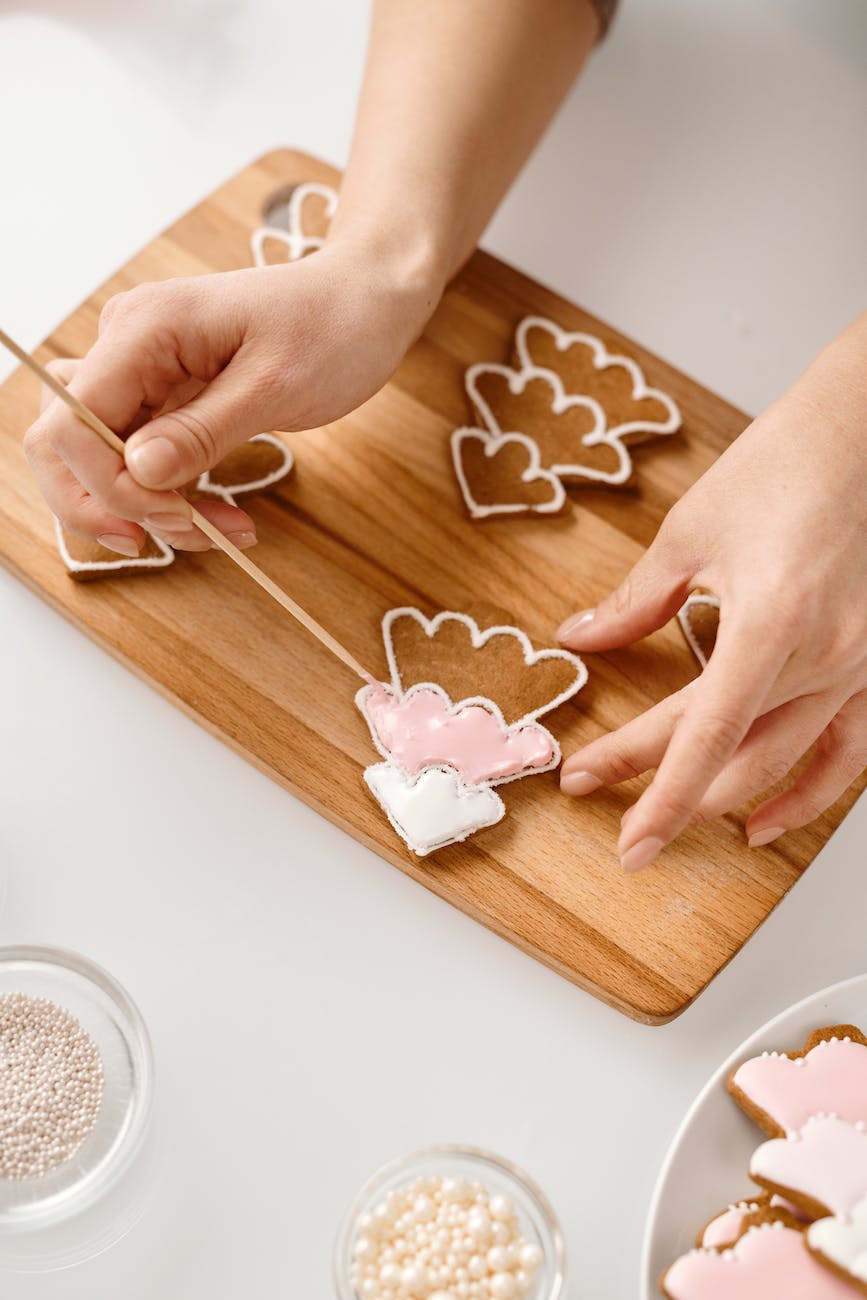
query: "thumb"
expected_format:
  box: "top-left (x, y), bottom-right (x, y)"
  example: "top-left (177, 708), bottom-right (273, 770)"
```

top-left (558, 540), bottom-right (692, 652)
top-left (124, 358), bottom-right (272, 490)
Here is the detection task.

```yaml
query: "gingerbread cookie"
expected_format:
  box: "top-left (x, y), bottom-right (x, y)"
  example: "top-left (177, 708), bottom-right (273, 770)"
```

top-left (728, 1026), bottom-right (867, 1139)
top-left (450, 428), bottom-right (566, 519)
top-left (515, 316), bottom-right (681, 443)
top-left (750, 1115), bottom-right (867, 1222)
top-left (357, 607), bottom-right (587, 856)
top-left (808, 1195), bottom-right (867, 1295)
top-left (662, 1217), bottom-right (855, 1300)
top-left (452, 314), bottom-right (682, 519)
top-left (677, 593), bottom-right (720, 670)
top-left (57, 433), bottom-right (294, 581)
top-left (697, 1194), bottom-right (771, 1249)
top-left (251, 181), bottom-right (338, 266)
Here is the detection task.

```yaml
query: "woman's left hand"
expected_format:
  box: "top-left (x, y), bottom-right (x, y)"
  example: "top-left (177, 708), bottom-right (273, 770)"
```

top-left (557, 313), bottom-right (867, 872)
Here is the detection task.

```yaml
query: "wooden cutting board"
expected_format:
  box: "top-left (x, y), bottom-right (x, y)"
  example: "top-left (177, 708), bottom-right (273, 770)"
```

top-left (1, 150), bottom-right (861, 1024)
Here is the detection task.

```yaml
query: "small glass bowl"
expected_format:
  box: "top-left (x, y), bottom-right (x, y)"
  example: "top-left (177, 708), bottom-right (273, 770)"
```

top-left (0, 945), bottom-right (155, 1272)
top-left (334, 1145), bottom-right (566, 1300)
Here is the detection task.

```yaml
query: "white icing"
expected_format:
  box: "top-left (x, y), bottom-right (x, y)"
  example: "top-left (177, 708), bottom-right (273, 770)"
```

top-left (380, 607), bottom-right (588, 724)
top-left (514, 315), bottom-right (682, 439)
top-left (677, 592), bottom-right (721, 670)
top-left (54, 517), bottom-right (174, 574)
top-left (809, 1193), bottom-right (867, 1282)
top-left (355, 680), bottom-right (562, 787)
top-left (751, 1115), bottom-right (867, 1218)
top-left (363, 762), bottom-right (505, 856)
top-left (196, 432), bottom-right (294, 504)
top-left (450, 427), bottom-right (566, 519)
top-left (250, 181), bottom-right (339, 266)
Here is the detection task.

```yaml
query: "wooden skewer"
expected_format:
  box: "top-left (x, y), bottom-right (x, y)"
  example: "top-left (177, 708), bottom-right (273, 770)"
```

top-left (0, 328), bottom-right (374, 683)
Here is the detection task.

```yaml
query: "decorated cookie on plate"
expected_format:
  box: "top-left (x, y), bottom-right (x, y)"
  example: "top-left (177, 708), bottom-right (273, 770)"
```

top-left (662, 1213), bottom-right (857, 1300)
top-left (57, 433), bottom-right (294, 581)
top-left (251, 181), bottom-right (338, 266)
top-left (356, 607), bottom-right (587, 856)
top-left (750, 1114), bottom-right (867, 1222)
top-left (728, 1025), bottom-right (867, 1139)
top-left (808, 1196), bottom-right (867, 1295)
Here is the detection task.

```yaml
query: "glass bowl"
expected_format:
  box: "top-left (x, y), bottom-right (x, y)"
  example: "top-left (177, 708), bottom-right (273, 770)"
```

top-left (0, 945), bottom-right (155, 1272)
top-left (334, 1145), bottom-right (565, 1300)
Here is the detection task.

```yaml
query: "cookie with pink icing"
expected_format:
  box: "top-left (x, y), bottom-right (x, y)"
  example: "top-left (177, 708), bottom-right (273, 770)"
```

top-left (729, 1025), bottom-right (867, 1138)
top-left (751, 1115), bottom-right (867, 1221)
top-left (661, 1219), bottom-right (857, 1300)
top-left (357, 607), bottom-right (587, 855)
top-left (697, 1194), bottom-right (770, 1249)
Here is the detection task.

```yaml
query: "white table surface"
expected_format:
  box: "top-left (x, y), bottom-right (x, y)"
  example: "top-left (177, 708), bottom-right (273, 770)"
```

top-left (1, 2), bottom-right (865, 1296)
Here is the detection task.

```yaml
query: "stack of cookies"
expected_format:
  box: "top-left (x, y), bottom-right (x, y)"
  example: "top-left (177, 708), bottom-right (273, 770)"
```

top-left (662, 1025), bottom-right (867, 1298)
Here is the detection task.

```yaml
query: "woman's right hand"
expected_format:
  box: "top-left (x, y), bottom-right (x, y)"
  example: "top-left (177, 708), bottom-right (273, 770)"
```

top-left (24, 234), bottom-right (439, 556)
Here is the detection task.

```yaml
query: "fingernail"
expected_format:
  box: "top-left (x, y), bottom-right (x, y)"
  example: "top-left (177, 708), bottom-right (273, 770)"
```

top-left (748, 826), bottom-right (786, 849)
top-left (560, 770), bottom-right (602, 797)
top-left (127, 437), bottom-right (181, 486)
top-left (97, 533), bottom-right (141, 558)
top-left (558, 609), bottom-right (595, 640)
top-left (620, 836), bottom-right (666, 873)
top-left (143, 512), bottom-right (193, 532)
top-left (225, 530), bottom-right (257, 549)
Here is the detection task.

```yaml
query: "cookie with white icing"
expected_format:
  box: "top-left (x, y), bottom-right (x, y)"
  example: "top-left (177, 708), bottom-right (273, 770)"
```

top-left (808, 1193), bottom-right (867, 1295)
top-left (751, 1115), bottom-right (867, 1222)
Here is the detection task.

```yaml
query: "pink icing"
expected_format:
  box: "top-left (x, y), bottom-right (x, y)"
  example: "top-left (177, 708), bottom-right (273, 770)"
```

top-left (664, 1225), bottom-right (856, 1299)
top-left (733, 1037), bottom-right (867, 1135)
top-left (751, 1116), bottom-right (867, 1217)
top-left (701, 1204), bottom-right (757, 1248)
top-left (363, 686), bottom-right (556, 785)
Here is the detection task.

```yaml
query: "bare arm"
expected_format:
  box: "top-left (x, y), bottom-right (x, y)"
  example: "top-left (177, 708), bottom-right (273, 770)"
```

top-left (25, 1), bottom-right (599, 557)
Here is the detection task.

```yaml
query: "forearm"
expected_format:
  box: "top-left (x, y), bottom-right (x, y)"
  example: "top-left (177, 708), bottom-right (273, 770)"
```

top-left (330, 0), bottom-right (600, 309)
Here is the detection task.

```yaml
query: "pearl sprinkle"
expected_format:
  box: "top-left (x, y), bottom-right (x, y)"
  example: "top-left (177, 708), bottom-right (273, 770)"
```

top-left (0, 993), bottom-right (104, 1181)
top-left (350, 1176), bottom-right (544, 1300)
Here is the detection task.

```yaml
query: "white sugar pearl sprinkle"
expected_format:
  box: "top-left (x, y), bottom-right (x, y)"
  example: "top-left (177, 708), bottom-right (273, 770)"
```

top-left (351, 1176), bottom-right (544, 1300)
top-left (0, 993), bottom-right (103, 1181)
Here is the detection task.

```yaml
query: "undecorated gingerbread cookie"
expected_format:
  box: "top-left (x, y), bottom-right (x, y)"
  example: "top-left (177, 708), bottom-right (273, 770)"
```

top-left (357, 607), bottom-right (587, 855)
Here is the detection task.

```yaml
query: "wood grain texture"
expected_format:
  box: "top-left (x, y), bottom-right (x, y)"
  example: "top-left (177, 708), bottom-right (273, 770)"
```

top-left (0, 149), bottom-right (862, 1023)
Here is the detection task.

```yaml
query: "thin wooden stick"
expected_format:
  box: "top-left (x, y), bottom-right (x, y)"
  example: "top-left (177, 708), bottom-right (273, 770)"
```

top-left (0, 328), bottom-right (374, 683)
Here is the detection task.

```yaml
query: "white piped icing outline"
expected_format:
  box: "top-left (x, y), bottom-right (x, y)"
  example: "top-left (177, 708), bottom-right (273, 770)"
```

top-left (196, 432), bottom-right (294, 504)
top-left (465, 362), bottom-right (628, 485)
top-left (55, 434), bottom-right (294, 577)
top-left (363, 761), bottom-right (506, 857)
top-left (54, 517), bottom-right (175, 575)
top-left (355, 680), bottom-right (562, 788)
top-left (251, 181), bottom-right (339, 266)
top-left (381, 607), bottom-right (588, 725)
top-left (450, 427), bottom-right (566, 519)
top-left (515, 315), bottom-right (682, 440)
top-left (677, 592), bottom-right (721, 670)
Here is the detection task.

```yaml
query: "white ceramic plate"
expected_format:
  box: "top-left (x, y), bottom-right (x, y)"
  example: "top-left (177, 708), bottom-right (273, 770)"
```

top-left (640, 973), bottom-right (867, 1299)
